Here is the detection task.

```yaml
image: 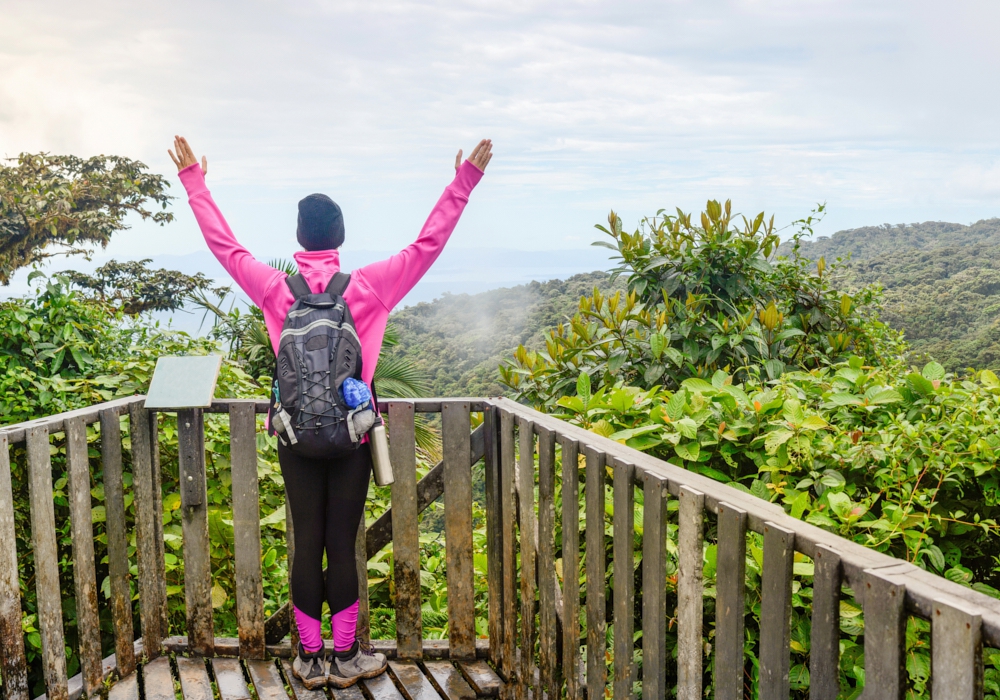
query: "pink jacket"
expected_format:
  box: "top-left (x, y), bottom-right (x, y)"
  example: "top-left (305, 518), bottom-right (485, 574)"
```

top-left (178, 161), bottom-right (483, 386)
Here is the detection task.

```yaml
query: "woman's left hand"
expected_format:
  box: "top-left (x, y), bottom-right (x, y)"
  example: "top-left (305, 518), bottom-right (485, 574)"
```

top-left (168, 135), bottom-right (209, 176)
top-left (455, 139), bottom-right (493, 173)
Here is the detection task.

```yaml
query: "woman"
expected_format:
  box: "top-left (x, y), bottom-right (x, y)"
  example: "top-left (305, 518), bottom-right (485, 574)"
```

top-left (168, 135), bottom-right (492, 688)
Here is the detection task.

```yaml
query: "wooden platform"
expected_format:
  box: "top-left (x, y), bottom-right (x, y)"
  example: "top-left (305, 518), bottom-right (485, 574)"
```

top-left (107, 655), bottom-right (503, 700)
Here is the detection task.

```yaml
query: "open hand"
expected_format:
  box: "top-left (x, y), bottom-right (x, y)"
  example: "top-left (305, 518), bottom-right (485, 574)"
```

top-left (168, 136), bottom-right (208, 176)
top-left (455, 139), bottom-right (493, 173)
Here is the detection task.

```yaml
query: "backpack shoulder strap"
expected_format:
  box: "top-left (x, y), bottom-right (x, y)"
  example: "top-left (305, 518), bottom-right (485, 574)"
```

top-left (325, 272), bottom-right (352, 297)
top-left (284, 273), bottom-right (312, 300)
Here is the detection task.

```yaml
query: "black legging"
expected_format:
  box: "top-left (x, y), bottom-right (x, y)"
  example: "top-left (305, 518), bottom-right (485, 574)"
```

top-left (279, 441), bottom-right (372, 618)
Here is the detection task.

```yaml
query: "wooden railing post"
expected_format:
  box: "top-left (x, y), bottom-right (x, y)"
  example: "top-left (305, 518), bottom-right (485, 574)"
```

top-left (65, 417), bottom-right (103, 697)
top-left (499, 408), bottom-right (517, 681)
top-left (714, 502), bottom-right (747, 700)
top-left (862, 569), bottom-right (907, 700)
top-left (537, 426), bottom-right (559, 695)
top-left (355, 513), bottom-right (370, 645)
top-left (517, 416), bottom-right (538, 696)
top-left (0, 433), bottom-right (28, 700)
top-left (560, 436), bottom-right (582, 700)
top-left (584, 445), bottom-right (607, 700)
top-left (229, 402), bottom-right (265, 659)
top-left (931, 598), bottom-right (984, 700)
top-left (759, 522), bottom-right (795, 700)
top-left (178, 408), bottom-right (214, 656)
top-left (101, 409), bottom-right (135, 677)
top-left (130, 404), bottom-right (163, 659)
top-left (810, 545), bottom-right (842, 700)
top-left (612, 459), bottom-right (635, 700)
top-left (26, 426), bottom-right (68, 700)
top-left (442, 401), bottom-right (475, 660)
top-left (641, 472), bottom-right (669, 700)
top-left (389, 400), bottom-right (422, 659)
top-left (677, 486), bottom-right (704, 700)
top-left (483, 405), bottom-right (504, 668)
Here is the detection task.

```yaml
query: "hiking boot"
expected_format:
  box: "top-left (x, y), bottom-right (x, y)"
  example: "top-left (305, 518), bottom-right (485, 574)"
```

top-left (327, 640), bottom-right (388, 688)
top-left (292, 642), bottom-right (328, 689)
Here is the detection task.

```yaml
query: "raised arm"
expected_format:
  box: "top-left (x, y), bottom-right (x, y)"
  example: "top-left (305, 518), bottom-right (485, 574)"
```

top-left (169, 136), bottom-right (281, 308)
top-left (359, 139), bottom-right (493, 310)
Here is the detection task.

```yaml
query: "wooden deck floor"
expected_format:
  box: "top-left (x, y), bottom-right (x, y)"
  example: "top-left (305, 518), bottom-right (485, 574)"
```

top-left (107, 655), bottom-right (503, 700)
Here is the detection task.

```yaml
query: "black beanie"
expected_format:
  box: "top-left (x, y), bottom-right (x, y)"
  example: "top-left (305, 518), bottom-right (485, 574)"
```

top-left (296, 194), bottom-right (345, 250)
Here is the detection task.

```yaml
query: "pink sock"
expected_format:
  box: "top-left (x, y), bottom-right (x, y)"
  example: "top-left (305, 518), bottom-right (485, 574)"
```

top-left (332, 600), bottom-right (359, 652)
top-left (294, 605), bottom-right (323, 653)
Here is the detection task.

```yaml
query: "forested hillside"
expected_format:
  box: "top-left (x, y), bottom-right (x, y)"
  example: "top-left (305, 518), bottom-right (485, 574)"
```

top-left (385, 271), bottom-right (622, 397)
top-left (790, 218), bottom-right (1000, 370)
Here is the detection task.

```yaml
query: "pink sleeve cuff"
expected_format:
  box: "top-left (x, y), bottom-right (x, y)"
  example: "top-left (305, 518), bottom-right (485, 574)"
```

top-left (451, 160), bottom-right (484, 198)
top-left (177, 162), bottom-right (208, 198)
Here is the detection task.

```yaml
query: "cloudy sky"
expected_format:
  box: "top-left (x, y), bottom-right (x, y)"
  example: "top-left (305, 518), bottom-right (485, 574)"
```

top-left (3, 0), bottom-right (1000, 296)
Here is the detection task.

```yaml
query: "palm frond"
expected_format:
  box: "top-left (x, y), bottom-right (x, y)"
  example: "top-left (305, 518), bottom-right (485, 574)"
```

top-left (373, 355), bottom-right (429, 398)
top-left (268, 258), bottom-right (299, 276)
top-left (382, 322), bottom-right (401, 348)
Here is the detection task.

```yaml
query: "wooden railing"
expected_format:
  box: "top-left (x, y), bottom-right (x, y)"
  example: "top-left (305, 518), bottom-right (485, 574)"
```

top-left (2, 397), bottom-right (1000, 700)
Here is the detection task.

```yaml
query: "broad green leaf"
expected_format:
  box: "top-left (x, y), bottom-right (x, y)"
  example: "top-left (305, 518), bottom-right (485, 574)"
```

top-left (907, 372), bottom-right (935, 396)
top-left (982, 369), bottom-right (1000, 388)
top-left (922, 361), bottom-right (945, 381)
top-left (675, 417), bottom-right (698, 439)
top-left (782, 399), bottom-right (805, 425)
top-left (827, 393), bottom-right (864, 406)
top-left (827, 491), bottom-right (852, 520)
top-left (765, 429), bottom-right (794, 453)
top-left (649, 332), bottom-right (666, 360)
top-left (801, 415), bottom-right (828, 430)
top-left (577, 372), bottom-right (592, 408)
top-left (666, 391), bottom-right (687, 420)
top-left (211, 583), bottom-right (228, 609)
top-left (674, 441), bottom-right (700, 461)
top-left (681, 377), bottom-right (715, 394)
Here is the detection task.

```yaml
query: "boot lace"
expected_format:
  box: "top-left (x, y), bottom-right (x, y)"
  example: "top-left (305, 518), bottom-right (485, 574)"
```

top-left (358, 640), bottom-right (375, 657)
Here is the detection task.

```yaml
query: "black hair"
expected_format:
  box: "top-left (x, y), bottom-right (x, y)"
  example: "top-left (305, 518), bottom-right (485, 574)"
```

top-left (296, 194), bottom-right (345, 250)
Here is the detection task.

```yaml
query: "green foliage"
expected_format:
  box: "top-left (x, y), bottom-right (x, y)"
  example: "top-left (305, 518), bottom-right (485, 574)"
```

top-left (67, 259), bottom-right (224, 315)
top-left (789, 217), bottom-right (1000, 371)
top-left (0, 153), bottom-right (173, 284)
top-left (501, 203), bottom-right (904, 406)
top-left (388, 271), bottom-right (622, 397)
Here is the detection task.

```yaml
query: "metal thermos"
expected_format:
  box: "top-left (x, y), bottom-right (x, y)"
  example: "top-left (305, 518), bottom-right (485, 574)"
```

top-left (369, 420), bottom-right (394, 486)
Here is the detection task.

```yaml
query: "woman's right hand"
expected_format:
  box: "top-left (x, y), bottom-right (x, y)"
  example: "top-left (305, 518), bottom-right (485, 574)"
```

top-left (455, 139), bottom-right (493, 173)
top-left (168, 135), bottom-right (209, 176)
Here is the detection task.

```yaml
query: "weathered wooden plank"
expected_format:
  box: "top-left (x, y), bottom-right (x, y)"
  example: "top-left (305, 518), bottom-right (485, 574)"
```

top-left (177, 656), bottom-right (214, 700)
top-left (809, 545), bottom-right (841, 700)
top-left (101, 409), bottom-right (135, 677)
top-left (178, 408), bottom-right (214, 656)
top-left (330, 684), bottom-right (367, 700)
top-left (141, 655), bottom-right (175, 700)
top-left (64, 417), bottom-right (103, 698)
top-left (425, 660), bottom-right (477, 700)
top-left (931, 598), bottom-right (984, 700)
top-left (230, 403), bottom-right (266, 659)
top-left (536, 426), bottom-right (558, 696)
top-left (499, 408), bottom-right (517, 681)
top-left (483, 406), bottom-right (504, 667)
top-left (148, 411), bottom-right (169, 636)
top-left (516, 416), bottom-right (537, 695)
top-left (26, 426), bottom-right (69, 700)
top-left (676, 486), bottom-right (704, 700)
top-left (0, 395), bottom-right (142, 445)
top-left (758, 522), bottom-right (794, 700)
top-left (107, 672), bottom-right (138, 700)
top-left (714, 502), bottom-right (747, 700)
top-left (862, 569), bottom-right (907, 700)
top-left (355, 512), bottom-right (370, 644)
top-left (443, 401), bottom-right (476, 660)
top-left (612, 459), bottom-right (635, 700)
top-left (389, 400), bottom-right (422, 659)
top-left (211, 658), bottom-right (252, 700)
top-left (641, 471), bottom-right (668, 700)
top-left (389, 660), bottom-right (440, 700)
top-left (129, 404), bottom-right (162, 659)
top-left (559, 436), bottom-right (581, 700)
top-left (584, 445), bottom-right (607, 700)
top-left (459, 660), bottom-right (502, 697)
top-left (247, 659), bottom-right (288, 700)
top-left (279, 659), bottom-right (328, 700)
top-left (360, 670), bottom-right (406, 700)
top-left (0, 433), bottom-right (28, 700)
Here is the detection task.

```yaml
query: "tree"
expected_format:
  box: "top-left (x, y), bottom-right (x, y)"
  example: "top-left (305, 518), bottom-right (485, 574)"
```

top-left (0, 153), bottom-right (173, 284)
top-left (67, 259), bottom-right (224, 315)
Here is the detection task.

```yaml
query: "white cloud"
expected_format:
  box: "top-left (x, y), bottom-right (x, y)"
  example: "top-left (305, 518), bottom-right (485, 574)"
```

top-left (1, 0), bottom-right (999, 265)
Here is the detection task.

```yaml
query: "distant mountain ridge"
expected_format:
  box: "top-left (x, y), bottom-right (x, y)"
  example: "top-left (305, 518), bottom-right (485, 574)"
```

top-left (789, 218), bottom-right (1000, 370)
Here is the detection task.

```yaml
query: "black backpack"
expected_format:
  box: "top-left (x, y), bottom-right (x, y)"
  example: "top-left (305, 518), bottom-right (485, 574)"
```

top-left (268, 272), bottom-right (377, 458)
